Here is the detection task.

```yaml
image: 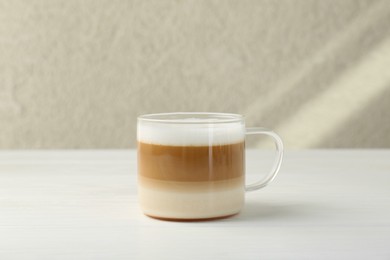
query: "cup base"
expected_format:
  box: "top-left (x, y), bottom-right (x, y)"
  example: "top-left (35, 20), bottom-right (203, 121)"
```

top-left (144, 212), bottom-right (239, 222)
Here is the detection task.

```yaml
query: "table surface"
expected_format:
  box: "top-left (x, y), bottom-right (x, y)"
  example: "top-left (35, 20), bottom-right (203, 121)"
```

top-left (0, 150), bottom-right (389, 259)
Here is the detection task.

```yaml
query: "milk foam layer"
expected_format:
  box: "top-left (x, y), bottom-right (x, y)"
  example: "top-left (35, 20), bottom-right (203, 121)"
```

top-left (138, 121), bottom-right (245, 146)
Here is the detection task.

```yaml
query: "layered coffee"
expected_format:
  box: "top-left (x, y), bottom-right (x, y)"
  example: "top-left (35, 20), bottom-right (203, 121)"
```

top-left (138, 121), bottom-right (245, 220)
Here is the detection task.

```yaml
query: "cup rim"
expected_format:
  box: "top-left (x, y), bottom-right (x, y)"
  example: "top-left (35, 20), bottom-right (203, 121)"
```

top-left (138, 112), bottom-right (244, 124)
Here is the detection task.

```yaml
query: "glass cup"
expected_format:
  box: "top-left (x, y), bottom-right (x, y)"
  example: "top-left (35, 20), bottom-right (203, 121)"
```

top-left (137, 112), bottom-right (283, 221)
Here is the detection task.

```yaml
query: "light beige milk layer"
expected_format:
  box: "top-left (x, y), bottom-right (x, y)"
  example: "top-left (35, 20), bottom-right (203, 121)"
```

top-left (139, 176), bottom-right (244, 219)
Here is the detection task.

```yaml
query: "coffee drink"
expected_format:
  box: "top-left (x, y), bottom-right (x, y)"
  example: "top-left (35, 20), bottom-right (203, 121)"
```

top-left (138, 119), bottom-right (245, 220)
top-left (137, 113), bottom-right (284, 221)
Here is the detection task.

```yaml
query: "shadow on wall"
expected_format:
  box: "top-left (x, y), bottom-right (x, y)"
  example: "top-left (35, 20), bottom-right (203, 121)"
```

top-left (247, 0), bottom-right (390, 148)
top-left (316, 86), bottom-right (390, 148)
top-left (1, 1), bottom-right (390, 149)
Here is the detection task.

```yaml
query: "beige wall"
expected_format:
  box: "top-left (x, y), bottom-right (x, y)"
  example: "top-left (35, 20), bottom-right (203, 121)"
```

top-left (1, 0), bottom-right (390, 149)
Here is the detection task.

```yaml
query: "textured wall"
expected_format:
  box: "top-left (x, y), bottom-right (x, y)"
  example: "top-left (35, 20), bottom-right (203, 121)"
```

top-left (1, 0), bottom-right (390, 149)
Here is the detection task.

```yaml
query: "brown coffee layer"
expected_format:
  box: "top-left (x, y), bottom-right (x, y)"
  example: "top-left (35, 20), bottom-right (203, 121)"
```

top-left (138, 142), bottom-right (244, 181)
top-left (139, 176), bottom-right (244, 192)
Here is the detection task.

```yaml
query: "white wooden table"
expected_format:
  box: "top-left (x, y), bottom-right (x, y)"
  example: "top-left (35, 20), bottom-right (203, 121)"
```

top-left (0, 150), bottom-right (389, 259)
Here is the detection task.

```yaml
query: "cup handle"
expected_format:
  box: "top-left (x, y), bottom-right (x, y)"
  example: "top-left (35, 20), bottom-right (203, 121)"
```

top-left (245, 127), bottom-right (284, 192)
